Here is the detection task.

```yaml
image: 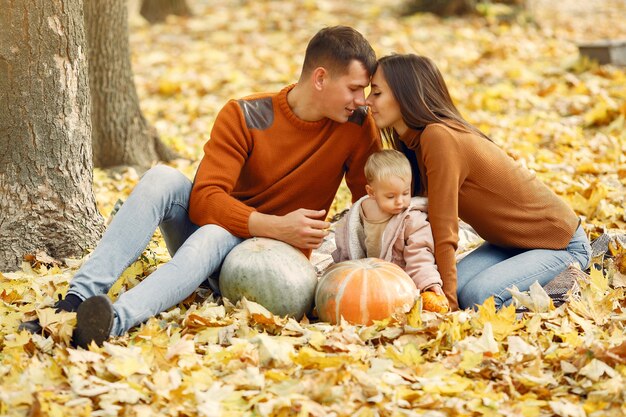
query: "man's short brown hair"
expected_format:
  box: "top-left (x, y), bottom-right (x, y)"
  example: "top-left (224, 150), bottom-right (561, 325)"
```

top-left (301, 26), bottom-right (376, 78)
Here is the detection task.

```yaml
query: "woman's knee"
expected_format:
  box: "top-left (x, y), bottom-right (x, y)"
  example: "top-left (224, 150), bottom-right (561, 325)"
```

top-left (567, 226), bottom-right (592, 270)
top-left (458, 282), bottom-right (505, 310)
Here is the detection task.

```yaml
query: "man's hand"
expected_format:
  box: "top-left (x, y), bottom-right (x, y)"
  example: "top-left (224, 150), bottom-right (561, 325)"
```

top-left (249, 209), bottom-right (330, 249)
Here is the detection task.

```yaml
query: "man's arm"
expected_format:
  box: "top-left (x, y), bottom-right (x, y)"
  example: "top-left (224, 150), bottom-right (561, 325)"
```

top-left (248, 209), bottom-right (330, 249)
top-left (190, 100), bottom-right (330, 249)
top-left (189, 100), bottom-right (257, 236)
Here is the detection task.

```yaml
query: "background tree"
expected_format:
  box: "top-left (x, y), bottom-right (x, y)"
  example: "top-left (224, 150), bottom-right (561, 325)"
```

top-left (140, 0), bottom-right (193, 24)
top-left (0, 0), bottom-right (104, 271)
top-left (84, 0), bottom-right (178, 169)
top-left (403, 0), bottom-right (526, 16)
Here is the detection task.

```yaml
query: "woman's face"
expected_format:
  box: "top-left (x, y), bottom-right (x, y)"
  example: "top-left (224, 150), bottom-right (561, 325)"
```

top-left (366, 68), bottom-right (408, 135)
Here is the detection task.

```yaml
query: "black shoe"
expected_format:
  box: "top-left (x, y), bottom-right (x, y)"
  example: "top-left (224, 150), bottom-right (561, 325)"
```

top-left (18, 294), bottom-right (82, 334)
top-left (18, 319), bottom-right (44, 334)
top-left (72, 295), bottom-right (114, 349)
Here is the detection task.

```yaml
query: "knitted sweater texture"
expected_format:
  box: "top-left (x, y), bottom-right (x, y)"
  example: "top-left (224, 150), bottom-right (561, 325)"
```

top-left (189, 84), bottom-right (381, 257)
top-left (401, 123), bottom-right (579, 310)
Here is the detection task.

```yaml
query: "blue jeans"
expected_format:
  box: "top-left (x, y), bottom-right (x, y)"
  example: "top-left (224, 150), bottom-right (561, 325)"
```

top-left (67, 165), bottom-right (243, 336)
top-left (456, 225), bottom-right (591, 310)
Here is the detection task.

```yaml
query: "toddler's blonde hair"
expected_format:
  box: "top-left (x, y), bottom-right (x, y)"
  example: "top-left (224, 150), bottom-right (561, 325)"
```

top-left (364, 149), bottom-right (412, 185)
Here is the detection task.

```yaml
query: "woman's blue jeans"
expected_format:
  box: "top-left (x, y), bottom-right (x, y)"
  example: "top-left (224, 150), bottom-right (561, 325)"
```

top-left (67, 165), bottom-right (243, 336)
top-left (456, 225), bottom-right (591, 310)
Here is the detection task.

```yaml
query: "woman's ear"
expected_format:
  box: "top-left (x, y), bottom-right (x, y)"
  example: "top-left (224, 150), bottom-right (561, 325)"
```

top-left (312, 67), bottom-right (327, 91)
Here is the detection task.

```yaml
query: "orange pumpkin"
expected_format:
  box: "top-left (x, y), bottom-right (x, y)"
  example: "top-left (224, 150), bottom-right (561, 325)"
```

top-left (421, 291), bottom-right (449, 314)
top-left (315, 258), bottom-right (418, 325)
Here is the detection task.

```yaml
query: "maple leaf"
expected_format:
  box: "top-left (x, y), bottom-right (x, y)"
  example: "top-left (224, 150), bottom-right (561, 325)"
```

top-left (3, 1), bottom-right (626, 415)
top-left (36, 308), bottom-right (76, 345)
top-left (0, 288), bottom-right (21, 304)
top-left (473, 297), bottom-right (524, 341)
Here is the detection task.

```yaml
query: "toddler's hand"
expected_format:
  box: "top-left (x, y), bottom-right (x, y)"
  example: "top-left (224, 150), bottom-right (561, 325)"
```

top-left (421, 288), bottom-right (449, 314)
top-left (428, 285), bottom-right (445, 296)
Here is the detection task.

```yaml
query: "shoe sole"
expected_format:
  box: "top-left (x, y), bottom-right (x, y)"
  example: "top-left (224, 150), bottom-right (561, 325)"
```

top-left (73, 295), bottom-right (114, 349)
top-left (18, 319), bottom-right (43, 334)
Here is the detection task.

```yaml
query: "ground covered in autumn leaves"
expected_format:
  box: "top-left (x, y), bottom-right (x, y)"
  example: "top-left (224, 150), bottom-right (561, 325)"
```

top-left (2, 0), bottom-right (626, 416)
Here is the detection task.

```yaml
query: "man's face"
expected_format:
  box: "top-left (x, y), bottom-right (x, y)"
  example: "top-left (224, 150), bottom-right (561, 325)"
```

top-left (322, 60), bottom-right (370, 123)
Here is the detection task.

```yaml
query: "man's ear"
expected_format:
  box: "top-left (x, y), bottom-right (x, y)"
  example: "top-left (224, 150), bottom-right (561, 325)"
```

top-left (312, 67), bottom-right (328, 91)
top-left (365, 184), bottom-right (375, 197)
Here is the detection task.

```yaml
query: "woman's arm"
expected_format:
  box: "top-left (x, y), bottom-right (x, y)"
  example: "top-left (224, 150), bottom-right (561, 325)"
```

top-left (419, 125), bottom-right (470, 310)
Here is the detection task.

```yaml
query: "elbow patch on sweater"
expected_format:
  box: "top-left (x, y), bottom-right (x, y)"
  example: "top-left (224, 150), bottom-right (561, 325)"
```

top-left (238, 97), bottom-right (274, 130)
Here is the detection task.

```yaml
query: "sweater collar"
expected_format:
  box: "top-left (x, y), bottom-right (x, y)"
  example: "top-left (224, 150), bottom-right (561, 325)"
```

top-left (277, 84), bottom-right (329, 130)
top-left (399, 128), bottom-right (424, 150)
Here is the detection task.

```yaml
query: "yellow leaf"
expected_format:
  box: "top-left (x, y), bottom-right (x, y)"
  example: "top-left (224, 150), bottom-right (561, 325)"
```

top-left (104, 345), bottom-right (151, 378)
top-left (419, 373), bottom-right (473, 394)
top-left (250, 334), bottom-right (295, 367)
top-left (589, 265), bottom-right (609, 293)
top-left (406, 298), bottom-right (422, 328)
top-left (385, 343), bottom-right (423, 368)
top-left (474, 297), bottom-right (524, 341)
top-left (292, 346), bottom-right (350, 369)
top-left (459, 350), bottom-right (483, 371)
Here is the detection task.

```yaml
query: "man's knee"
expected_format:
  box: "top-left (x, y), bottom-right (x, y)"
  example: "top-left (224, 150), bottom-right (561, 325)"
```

top-left (140, 165), bottom-right (191, 195)
top-left (186, 224), bottom-right (241, 254)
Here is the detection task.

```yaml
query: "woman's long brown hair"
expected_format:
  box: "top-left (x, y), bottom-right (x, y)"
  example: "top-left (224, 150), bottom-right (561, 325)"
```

top-left (376, 54), bottom-right (491, 194)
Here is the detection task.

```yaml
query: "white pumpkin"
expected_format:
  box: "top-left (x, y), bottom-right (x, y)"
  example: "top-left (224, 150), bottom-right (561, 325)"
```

top-left (219, 237), bottom-right (318, 320)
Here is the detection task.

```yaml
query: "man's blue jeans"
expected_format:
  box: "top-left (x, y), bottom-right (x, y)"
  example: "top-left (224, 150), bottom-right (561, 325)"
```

top-left (67, 165), bottom-right (243, 336)
top-left (456, 225), bottom-right (591, 309)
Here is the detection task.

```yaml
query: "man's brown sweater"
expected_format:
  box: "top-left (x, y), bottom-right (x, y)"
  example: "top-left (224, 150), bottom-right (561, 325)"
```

top-left (189, 85), bottom-right (381, 257)
top-left (401, 123), bottom-right (579, 310)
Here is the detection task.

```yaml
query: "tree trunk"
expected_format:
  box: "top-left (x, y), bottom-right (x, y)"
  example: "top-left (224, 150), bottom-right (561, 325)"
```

top-left (140, 0), bottom-right (193, 24)
top-left (403, 0), bottom-right (476, 16)
top-left (84, 0), bottom-right (178, 169)
top-left (0, 0), bottom-right (104, 271)
top-left (403, 0), bottom-right (526, 16)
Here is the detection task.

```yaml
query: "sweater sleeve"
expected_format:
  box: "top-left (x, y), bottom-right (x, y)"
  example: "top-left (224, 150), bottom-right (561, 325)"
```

top-left (402, 211), bottom-right (443, 291)
top-left (420, 125), bottom-right (470, 310)
top-left (188, 100), bottom-right (256, 237)
top-left (345, 113), bottom-right (382, 203)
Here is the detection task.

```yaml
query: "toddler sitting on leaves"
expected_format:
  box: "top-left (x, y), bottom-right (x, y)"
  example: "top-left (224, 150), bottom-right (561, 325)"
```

top-left (332, 149), bottom-right (449, 312)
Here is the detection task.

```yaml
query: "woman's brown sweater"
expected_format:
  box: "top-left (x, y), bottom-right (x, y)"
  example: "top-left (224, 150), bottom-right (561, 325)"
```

top-left (401, 123), bottom-right (579, 310)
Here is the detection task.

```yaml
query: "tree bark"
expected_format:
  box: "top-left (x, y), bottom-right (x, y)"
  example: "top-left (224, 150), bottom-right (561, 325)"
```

top-left (84, 0), bottom-right (178, 169)
top-left (140, 0), bottom-right (193, 24)
top-left (403, 0), bottom-right (476, 16)
top-left (0, 0), bottom-right (104, 271)
top-left (403, 0), bottom-right (526, 16)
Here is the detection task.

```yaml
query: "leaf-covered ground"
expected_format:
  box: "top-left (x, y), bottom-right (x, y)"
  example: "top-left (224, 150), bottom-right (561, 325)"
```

top-left (2, 0), bottom-right (626, 415)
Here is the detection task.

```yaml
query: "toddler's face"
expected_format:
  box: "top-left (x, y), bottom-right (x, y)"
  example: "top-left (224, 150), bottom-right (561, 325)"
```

top-left (367, 175), bottom-right (411, 215)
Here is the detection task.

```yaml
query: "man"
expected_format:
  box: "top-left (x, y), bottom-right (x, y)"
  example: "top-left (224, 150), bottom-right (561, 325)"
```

top-left (20, 26), bottom-right (381, 347)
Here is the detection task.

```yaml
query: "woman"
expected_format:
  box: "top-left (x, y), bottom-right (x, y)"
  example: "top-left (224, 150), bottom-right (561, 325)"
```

top-left (365, 53), bottom-right (591, 311)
